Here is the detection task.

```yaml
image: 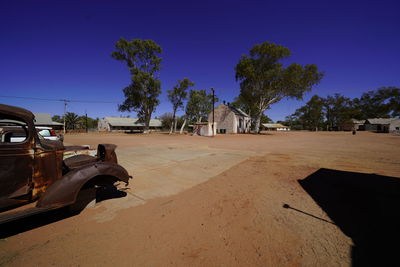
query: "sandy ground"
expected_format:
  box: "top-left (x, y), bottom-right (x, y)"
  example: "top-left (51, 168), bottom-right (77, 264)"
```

top-left (0, 131), bottom-right (399, 266)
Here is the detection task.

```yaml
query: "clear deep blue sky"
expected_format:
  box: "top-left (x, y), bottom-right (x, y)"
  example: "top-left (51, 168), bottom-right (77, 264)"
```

top-left (1, 0), bottom-right (399, 121)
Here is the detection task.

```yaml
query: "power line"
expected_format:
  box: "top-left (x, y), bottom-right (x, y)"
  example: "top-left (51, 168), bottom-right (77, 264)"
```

top-left (0, 95), bottom-right (119, 104)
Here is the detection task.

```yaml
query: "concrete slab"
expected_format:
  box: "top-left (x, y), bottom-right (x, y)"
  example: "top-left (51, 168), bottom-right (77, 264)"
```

top-left (92, 144), bottom-right (260, 222)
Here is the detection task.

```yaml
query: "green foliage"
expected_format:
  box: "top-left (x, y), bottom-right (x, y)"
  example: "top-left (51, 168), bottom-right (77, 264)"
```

top-left (231, 97), bottom-right (272, 129)
top-left (51, 115), bottom-right (62, 123)
top-left (286, 87), bottom-right (400, 131)
top-left (323, 94), bottom-right (357, 128)
top-left (185, 89), bottom-right (218, 123)
top-left (235, 41), bottom-right (323, 132)
top-left (160, 113), bottom-right (185, 130)
top-left (291, 95), bottom-right (325, 131)
top-left (168, 78), bottom-right (194, 112)
top-left (260, 113), bottom-right (272, 124)
top-left (168, 78), bottom-right (194, 132)
top-left (77, 116), bottom-right (99, 129)
top-left (353, 87), bottom-right (400, 119)
top-left (112, 37), bottom-right (162, 131)
top-left (53, 114), bottom-right (98, 130)
top-left (64, 112), bottom-right (80, 130)
top-left (160, 112), bottom-right (174, 129)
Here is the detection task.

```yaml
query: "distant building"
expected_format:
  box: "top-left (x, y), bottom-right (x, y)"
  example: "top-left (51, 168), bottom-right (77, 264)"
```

top-left (364, 118), bottom-right (397, 133)
top-left (261, 123), bottom-right (290, 131)
top-left (389, 119), bottom-right (400, 134)
top-left (33, 113), bottom-right (63, 130)
top-left (338, 119), bottom-right (366, 131)
top-left (208, 103), bottom-right (251, 134)
top-left (98, 117), bottom-right (162, 132)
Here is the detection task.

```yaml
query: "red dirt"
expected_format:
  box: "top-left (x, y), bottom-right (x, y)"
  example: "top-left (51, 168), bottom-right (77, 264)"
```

top-left (1, 131), bottom-right (399, 266)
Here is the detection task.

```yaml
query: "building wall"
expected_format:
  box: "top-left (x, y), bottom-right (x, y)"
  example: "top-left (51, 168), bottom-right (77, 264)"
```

top-left (389, 119), bottom-right (400, 133)
top-left (236, 116), bottom-right (251, 133)
top-left (209, 104), bottom-right (251, 134)
top-left (97, 119), bottom-right (110, 131)
top-left (365, 123), bottom-right (390, 133)
top-left (209, 105), bottom-right (237, 134)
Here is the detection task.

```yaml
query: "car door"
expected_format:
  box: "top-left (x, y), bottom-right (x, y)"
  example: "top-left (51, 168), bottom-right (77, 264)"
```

top-left (0, 119), bottom-right (34, 210)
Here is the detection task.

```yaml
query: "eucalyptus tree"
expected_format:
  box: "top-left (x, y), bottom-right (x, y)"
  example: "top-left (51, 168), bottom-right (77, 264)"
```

top-left (111, 38), bottom-right (162, 132)
top-left (167, 78), bottom-right (194, 133)
top-left (323, 94), bottom-right (356, 130)
top-left (293, 95), bottom-right (325, 131)
top-left (235, 42), bottom-right (323, 133)
top-left (185, 89), bottom-right (217, 123)
top-left (353, 87), bottom-right (400, 119)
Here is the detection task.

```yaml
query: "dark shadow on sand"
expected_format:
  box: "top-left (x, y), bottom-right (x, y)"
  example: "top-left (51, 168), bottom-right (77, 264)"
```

top-left (297, 168), bottom-right (400, 267)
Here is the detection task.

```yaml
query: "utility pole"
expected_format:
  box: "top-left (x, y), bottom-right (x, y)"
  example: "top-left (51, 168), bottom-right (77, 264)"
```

top-left (62, 99), bottom-right (69, 134)
top-left (85, 110), bottom-right (88, 133)
top-left (211, 88), bottom-right (215, 137)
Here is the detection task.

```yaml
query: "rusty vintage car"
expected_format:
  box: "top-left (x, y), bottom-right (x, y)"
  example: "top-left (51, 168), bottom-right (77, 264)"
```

top-left (0, 104), bottom-right (131, 224)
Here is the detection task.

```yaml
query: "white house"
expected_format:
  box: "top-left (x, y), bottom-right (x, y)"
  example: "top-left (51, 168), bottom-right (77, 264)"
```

top-left (208, 103), bottom-right (251, 134)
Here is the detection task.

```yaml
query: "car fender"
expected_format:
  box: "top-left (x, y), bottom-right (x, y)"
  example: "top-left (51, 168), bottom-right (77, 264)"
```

top-left (36, 162), bottom-right (131, 209)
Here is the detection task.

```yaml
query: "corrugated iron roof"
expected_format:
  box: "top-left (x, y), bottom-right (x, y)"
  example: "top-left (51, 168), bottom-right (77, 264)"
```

top-left (366, 118), bottom-right (395, 125)
top-left (351, 119), bottom-right (366, 124)
top-left (228, 105), bottom-right (250, 117)
top-left (33, 113), bottom-right (63, 126)
top-left (103, 117), bottom-right (162, 127)
top-left (262, 123), bottom-right (289, 128)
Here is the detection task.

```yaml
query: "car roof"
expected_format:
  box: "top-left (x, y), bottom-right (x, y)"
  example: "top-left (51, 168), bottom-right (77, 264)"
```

top-left (0, 104), bottom-right (34, 121)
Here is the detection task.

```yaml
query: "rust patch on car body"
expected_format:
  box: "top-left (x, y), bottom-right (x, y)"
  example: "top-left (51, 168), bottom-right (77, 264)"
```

top-left (0, 104), bottom-right (132, 222)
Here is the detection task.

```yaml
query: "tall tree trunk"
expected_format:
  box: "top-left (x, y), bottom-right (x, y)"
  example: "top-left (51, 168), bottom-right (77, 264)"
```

top-left (170, 109), bottom-right (176, 134)
top-left (144, 113), bottom-right (150, 133)
top-left (174, 118), bottom-right (177, 133)
top-left (254, 114), bottom-right (262, 133)
top-left (180, 119), bottom-right (186, 134)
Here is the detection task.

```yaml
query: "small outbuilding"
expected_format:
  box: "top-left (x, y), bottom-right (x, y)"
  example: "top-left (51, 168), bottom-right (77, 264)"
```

top-left (33, 113), bottom-right (63, 130)
top-left (261, 123), bottom-right (290, 131)
top-left (338, 119), bottom-right (366, 131)
top-left (98, 117), bottom-right (162, 132)
top-left (208, 103), bottom-right (251, 134)
top-left (191, 122), bottom-right (217, 136)
top-left (364, 118), bottom-right (396, 133)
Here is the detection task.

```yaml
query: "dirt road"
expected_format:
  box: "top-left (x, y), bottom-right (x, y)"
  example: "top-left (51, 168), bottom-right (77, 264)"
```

top-left (1, 131), bottom-right (399, 266)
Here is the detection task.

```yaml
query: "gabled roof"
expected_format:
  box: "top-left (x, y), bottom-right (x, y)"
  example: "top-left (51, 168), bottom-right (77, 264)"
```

top-left (262, 123), bottom-right (289, 128)
top-left (228, 105), bottom-right (250, 117)
top-left (365, 118), bottom-right (395, 125)
top-left (33, 113), bottom-right (63, 126)
top-left (351, 119), bottom-right (365, 124)
top-left (103, 117), bottom-right (162, 127)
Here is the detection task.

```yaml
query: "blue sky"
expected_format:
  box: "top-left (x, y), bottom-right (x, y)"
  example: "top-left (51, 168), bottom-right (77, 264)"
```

top-left (0, 0), bottom-right (399, 121)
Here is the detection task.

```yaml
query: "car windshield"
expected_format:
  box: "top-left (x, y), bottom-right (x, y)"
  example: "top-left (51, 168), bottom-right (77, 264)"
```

top-left (0, 117), bottom-right (29, 143)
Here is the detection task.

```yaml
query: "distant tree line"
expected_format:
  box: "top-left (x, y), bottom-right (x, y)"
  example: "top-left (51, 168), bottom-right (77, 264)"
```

top-left (111, 38), bottom-right (399, 134)
top-left (282, 87), bottom-right (400, 131)
top-left (52, 112), bottom-right (99, 130)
